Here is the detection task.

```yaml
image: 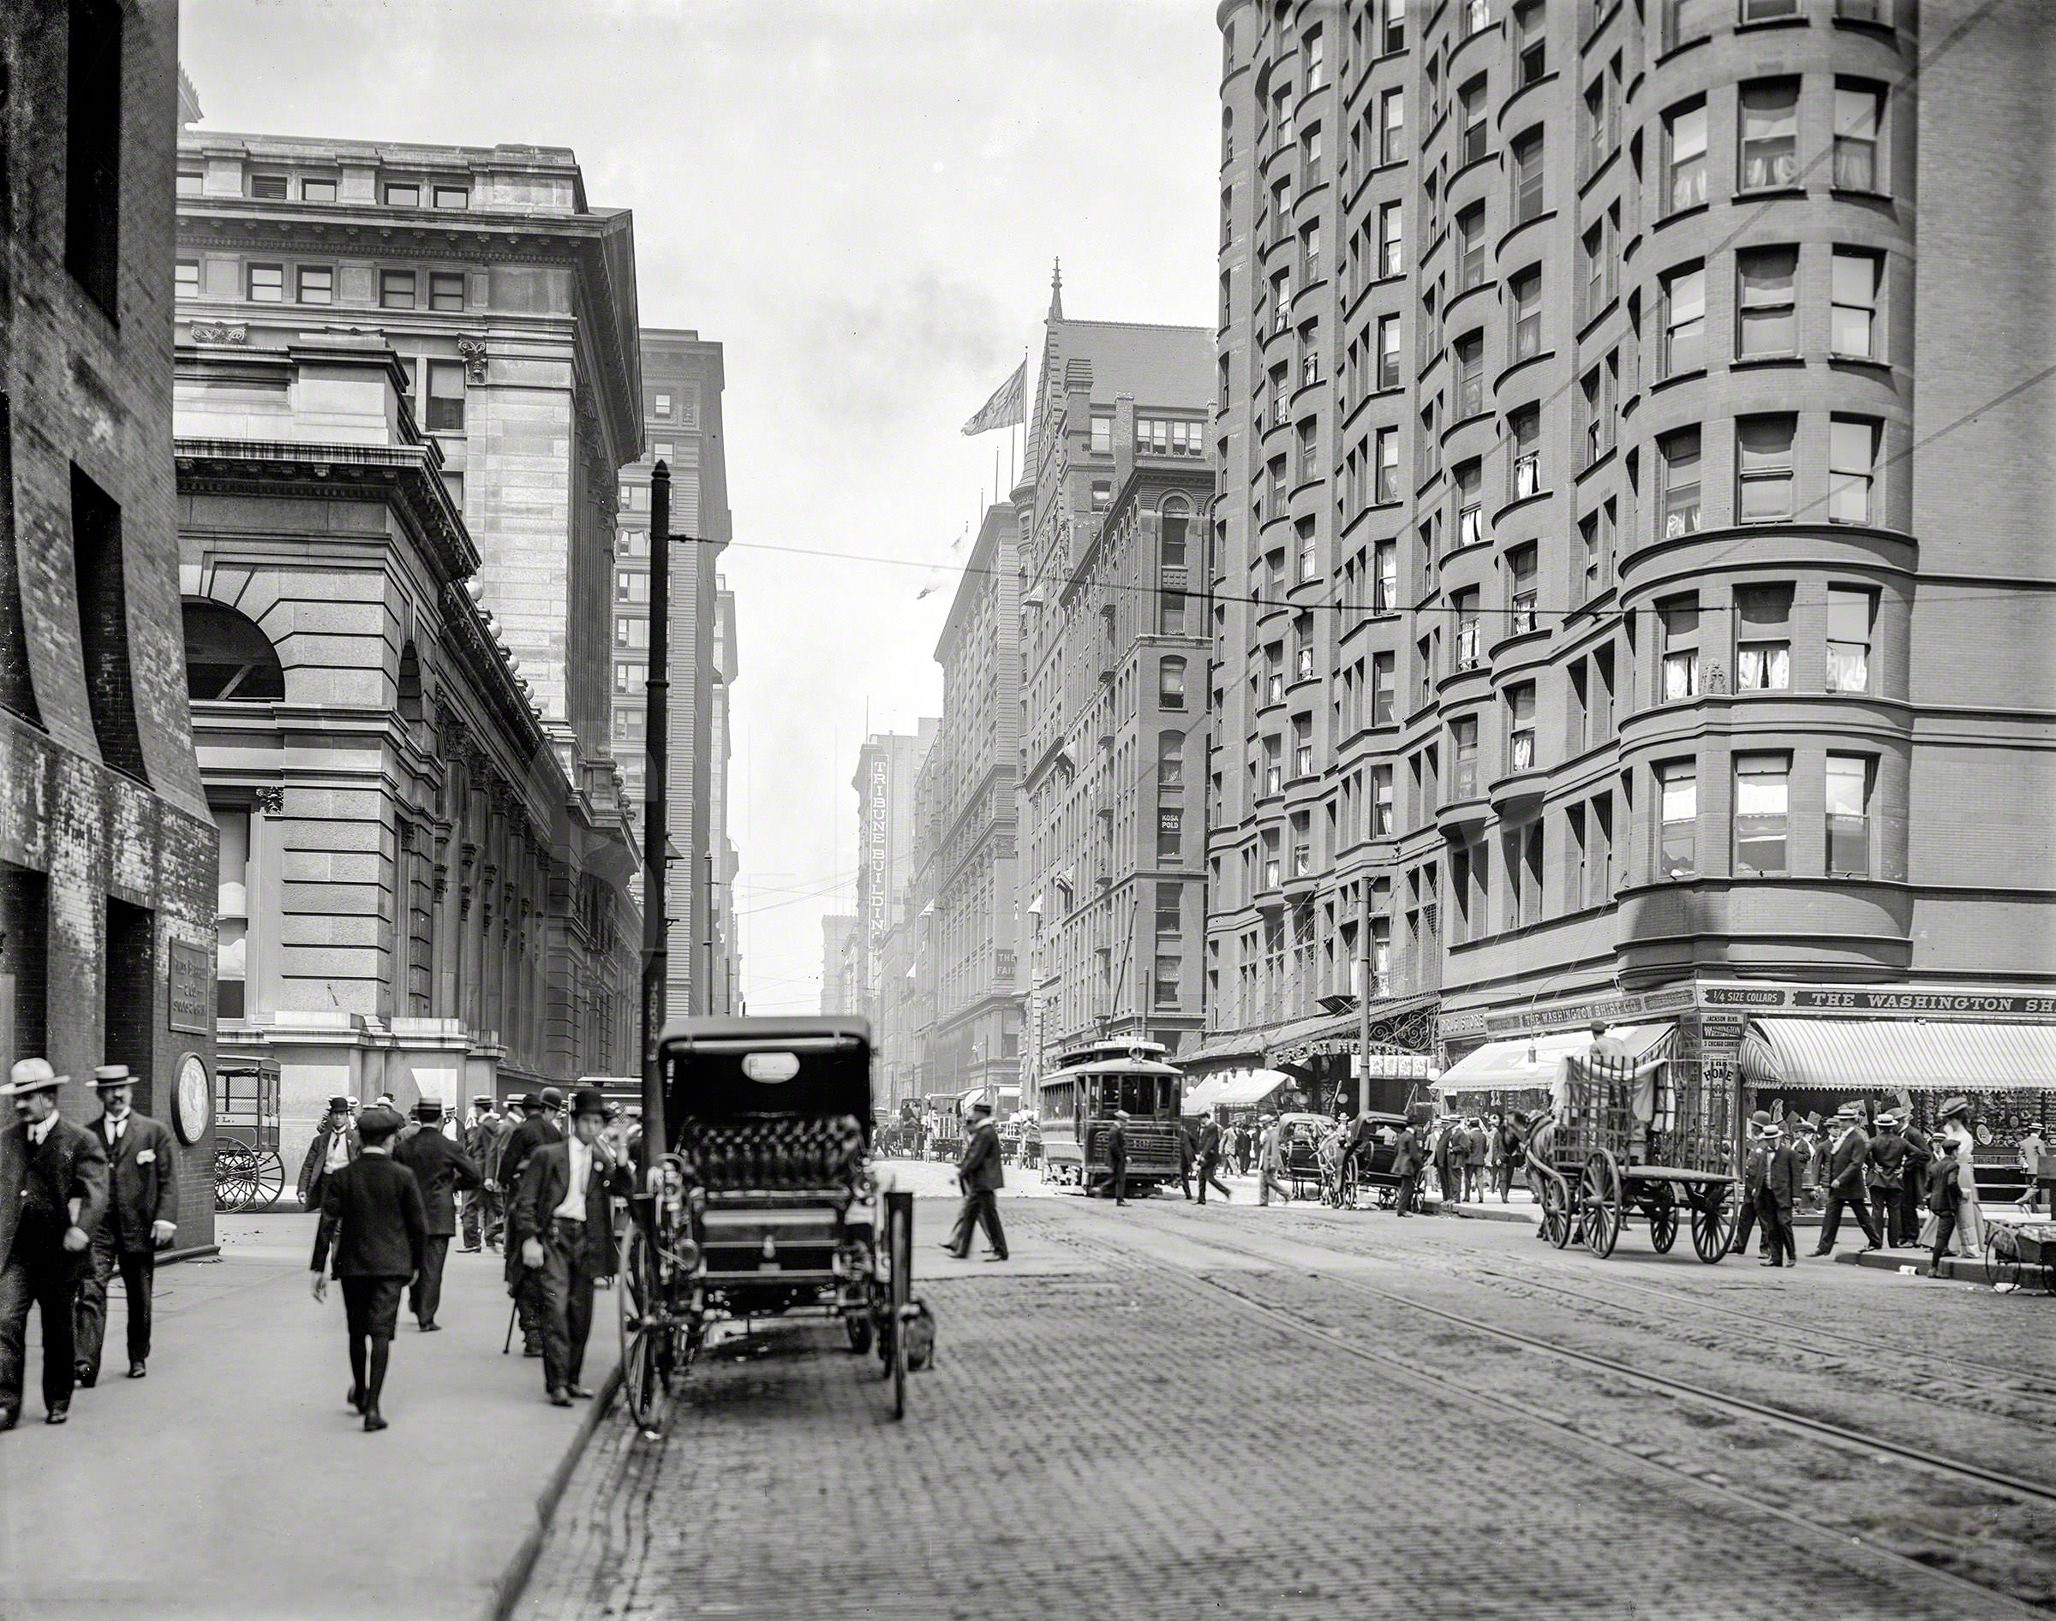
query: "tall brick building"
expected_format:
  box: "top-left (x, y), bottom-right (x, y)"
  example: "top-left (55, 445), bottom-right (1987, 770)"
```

top-left (1209, 0), bottom-right (2056, 1120)
top-left (1011, 277), bottom-right (1215, 1086)
top-left (2, 0), bottom-right (217, 1245)
top-left (851, 724), bottom-right (936, 1108)
top-left (170, 123), bottom-right (645, 1136)
top-left (918, 503), bottom-right (1027, 1105)
top-left (611, 330), bottom-right (735, 1017)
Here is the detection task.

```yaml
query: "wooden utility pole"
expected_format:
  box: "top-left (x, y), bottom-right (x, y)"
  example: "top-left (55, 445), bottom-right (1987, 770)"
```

top-left (639, 461), bottom-right (672, 1162)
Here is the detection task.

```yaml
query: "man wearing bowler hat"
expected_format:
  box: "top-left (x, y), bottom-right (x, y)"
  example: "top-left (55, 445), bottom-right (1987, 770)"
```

top-left (940, 1098), bottom-right (1008, 1261)
top-left (0, 1058), bottom-right (109, 1427)
top-left (297, 1095), bottom-right (359, 1211)
top-left (494, 1091), bottom-right (563, 1357)
top-left (460, 1096), bottom-right (498, 1252)
top-left (391, 1100), bottom-right (482, 1332)
top-left (74, 1064), bottom-right (179, 1385)
top-left (1726, 1110), bottom-right (1774, 1259)
top-left (309, 1104), bottom-right (425, 1432)
top-left (510, 1088), bottom-right (620, 1406)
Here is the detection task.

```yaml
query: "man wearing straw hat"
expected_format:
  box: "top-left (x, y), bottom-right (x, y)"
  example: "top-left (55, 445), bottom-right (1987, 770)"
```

top-left (74, 1064), bottom-right (179, 1386)
top-left (0, 1059), bottom-right (110, 1426)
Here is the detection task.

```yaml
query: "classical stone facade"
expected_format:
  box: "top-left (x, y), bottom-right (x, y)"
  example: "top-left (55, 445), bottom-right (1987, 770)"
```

top-left (171, 124), bottom-right (645, 1152)
top-left (1011, 278), bottom-right (1214, 1085)
top-left (174, 338), bottom-right (638, 1169)
top-left (1, 0), bottom-right (217, 1247)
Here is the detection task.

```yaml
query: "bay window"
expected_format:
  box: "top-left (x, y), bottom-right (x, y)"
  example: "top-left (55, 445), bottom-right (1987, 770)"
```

top-left (1828, 416), bottom-right (1879, 524)
top-left (1734, 754), bottom-right (1790, 876)
top-left (1659, 762), bottom-right (1697, 877)
top-left (1662, 263), bottom-right (1705, 376)
top-left (1739, 80), bottom-right (1798, 191)
top-left (1666, 101), bottom-right (1707, 212)
top-left (1825, 755), bottom-right (1873, 876)
top-left (1660, 427), bottom-right (1702, 537)
top-left (1661, 599), bottom-right (1701, 700)
top-left (1734, 584), bottom-right (1792, 691)
top-left (1826, 586), bottom-right (1873, 692)
top-left (1736, 414), bottom-right (1795, 523)
top-left (1507, 682), bottom-right (1536, 771)
top-left (1736, 246), bottom-right (1797, 358)
top-left (1831, 250), bottom-right (1881, 359)
top-left (1833, 82), bottom-right (1883, 191)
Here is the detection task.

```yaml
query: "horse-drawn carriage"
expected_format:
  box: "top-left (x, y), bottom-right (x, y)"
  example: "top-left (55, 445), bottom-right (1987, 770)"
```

top-left (615, 1016), bottom-right (935, 1436)
top-left (212, 1058), bottom-right (285, 1212)
top-left (1527, 1051), bottom-right (1738, 1261)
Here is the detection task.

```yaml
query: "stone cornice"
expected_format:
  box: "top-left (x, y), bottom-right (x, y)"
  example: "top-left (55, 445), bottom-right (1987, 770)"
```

top-left (172, 431), bottom-right (479, 585)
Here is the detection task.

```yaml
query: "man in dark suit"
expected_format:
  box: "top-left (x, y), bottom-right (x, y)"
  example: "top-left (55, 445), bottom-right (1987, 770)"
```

top-left (495, 1093), bottom-right (563, 1357)
top-left (1758, 1121), bottom-right (1800, 1267)
top-left (1389, 1120), bottom-right (1421, 1216)
top-left (1095, 1110), bottom-right (1131, 1206)
top-left (74, 1064), bottom-right (179, 1385)
top-left (1812, 1103), bottom-right (1882, 1256)
top-left (310, 1105), bottom-right (425, 1433)
top-left (1195, 1115), bottom-right (1232, 1204)
top-left (941, 1099), bottom-right (1008, 1260)
top-left (510, 1088), bottom-right (619, 1406)
top-left (459, 1097), bottom-right (497, 1252)
top-left (392, 1100), bottom-right (482, 1332)
top-left (1, 1059), bottom-right (110, 1427)
top-left (1868, 1108), bottom-right (1910, 1247)
top-left (1727, 1111), bottom-right (1772, 1259)
top-left (297, 1096), bottom-right (359, 1211)
top-left (1897, 1117), bottom-right (1932, 1250)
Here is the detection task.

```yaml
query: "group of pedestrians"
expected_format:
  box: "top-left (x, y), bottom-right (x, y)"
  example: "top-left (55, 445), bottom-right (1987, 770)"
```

top-left (0, 1059), bottom-right (180, 1430)
top-left (302, 1084), bottom-right (630, 1431)
top-left (1729, 1096), bottom-right (1988, 1275)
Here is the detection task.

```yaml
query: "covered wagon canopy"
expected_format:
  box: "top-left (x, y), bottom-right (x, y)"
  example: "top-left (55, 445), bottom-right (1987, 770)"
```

top-left (1433, 1024), bottom-right (1674, 1096)
top-left (1740, 1018), bottom-right (2056, 1091)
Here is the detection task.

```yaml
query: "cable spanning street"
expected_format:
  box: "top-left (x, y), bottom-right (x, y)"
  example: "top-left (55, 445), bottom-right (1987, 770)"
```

top-left (522, 1182), bottom-right (2056, 1621)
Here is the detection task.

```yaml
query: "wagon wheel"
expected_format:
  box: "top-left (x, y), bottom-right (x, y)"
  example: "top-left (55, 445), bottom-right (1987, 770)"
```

top-left (1690, 1183), bottom-right (1736, 1264)
top-left (1340, 1161), bottom-right (1361, 1211)
top-left (845, 1313), bottom-right (874, 1355)
top-left (1579, 1152), bottom-right (1623, 1259)
top-left (213, 1145), bottom-right (258, 1213)
top-left (249, 1150), bottom-right (286, 1210)
top-left (880, 1189), bottom-right (912, 1420)
top-left (1646, 1183), bottom-right (1679, 1254)
top-left (1535, 1164), bottom-right (1574, 1249)
top-left (618, 1220), bottom-right (678, 1438)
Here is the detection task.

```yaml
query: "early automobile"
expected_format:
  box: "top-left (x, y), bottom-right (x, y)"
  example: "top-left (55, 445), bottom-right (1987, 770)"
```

top-left (616, 1015), bottom-right (935, 1433)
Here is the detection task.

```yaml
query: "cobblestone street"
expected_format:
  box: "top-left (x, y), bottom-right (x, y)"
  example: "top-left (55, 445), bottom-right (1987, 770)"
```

top-left (520, 1178), bottom-right (2056, 1621)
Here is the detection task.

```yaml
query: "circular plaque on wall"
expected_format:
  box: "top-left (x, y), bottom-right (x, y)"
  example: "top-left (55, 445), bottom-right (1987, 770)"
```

top-left (173, 1051), bottom-right (212, 1145)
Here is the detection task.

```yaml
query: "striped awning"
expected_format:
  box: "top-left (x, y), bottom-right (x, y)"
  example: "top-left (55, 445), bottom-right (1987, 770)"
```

top-left (1741, 1018), bottom-right (2056, 1091)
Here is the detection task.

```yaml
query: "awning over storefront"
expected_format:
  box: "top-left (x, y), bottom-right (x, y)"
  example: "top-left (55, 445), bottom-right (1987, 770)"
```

top-left (1208, 1068), bottom-right (1298, 1110)
top-left (1740, 1018), bottom-right (2056, 1091)
top-left (1434, 1024), bottom-right (1674, 1095)
top-left (1181, 1074), bottom-right (1231, 1115)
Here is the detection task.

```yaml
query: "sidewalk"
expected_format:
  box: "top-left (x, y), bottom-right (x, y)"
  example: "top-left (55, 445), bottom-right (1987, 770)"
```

top-left (0, 1213), bottom-right (618, 1621)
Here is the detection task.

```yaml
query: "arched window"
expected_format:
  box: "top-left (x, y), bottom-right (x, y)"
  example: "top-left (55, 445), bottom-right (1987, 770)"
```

top-left (1158, 656), bottom-right (1187, 711)
top-left (182, 599), bottom-right (284, 700)
top-left (1159, 494), bottom-right (1192, 571)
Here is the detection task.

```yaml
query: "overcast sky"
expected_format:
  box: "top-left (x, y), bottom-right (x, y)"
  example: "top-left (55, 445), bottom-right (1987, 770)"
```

top-left (181, 0), bottom-right (1218, 1012)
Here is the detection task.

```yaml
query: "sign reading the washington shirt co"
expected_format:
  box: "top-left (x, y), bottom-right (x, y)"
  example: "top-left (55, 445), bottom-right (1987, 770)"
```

top-left (1700, 985), bottom-right (2056, 1018)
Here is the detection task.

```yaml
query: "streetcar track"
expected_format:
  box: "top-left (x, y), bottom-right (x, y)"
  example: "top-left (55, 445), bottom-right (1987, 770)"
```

top-left (1049, 1206), bottom-right (2054, 1619)
top-left (1336, 1212), bottom-right (2056, 1394)
top-left (1095, 1203), bottom-right (2056, 1511)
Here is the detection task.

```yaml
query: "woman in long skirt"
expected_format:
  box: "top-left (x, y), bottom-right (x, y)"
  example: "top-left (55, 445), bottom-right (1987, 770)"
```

top-left (1939, 1095), bottom-right (1987, 1256)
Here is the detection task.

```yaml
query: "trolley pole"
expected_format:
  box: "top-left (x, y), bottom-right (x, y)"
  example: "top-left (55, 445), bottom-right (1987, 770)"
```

top-left (639, 460), bottom-right (672, 1167)
top-left (1357, 881), bottom-right (1374, 1115)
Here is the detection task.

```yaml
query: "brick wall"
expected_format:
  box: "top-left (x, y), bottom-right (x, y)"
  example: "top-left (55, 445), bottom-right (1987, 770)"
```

top-left (2, 0), bottom-right (217, 1245)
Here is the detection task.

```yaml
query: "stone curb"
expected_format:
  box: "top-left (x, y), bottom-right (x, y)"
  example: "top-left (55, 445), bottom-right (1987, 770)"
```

top-left (488, 1358), bottom-right (626, 1621)
top-left (1832, 1247), bottom-right (1988, 1283)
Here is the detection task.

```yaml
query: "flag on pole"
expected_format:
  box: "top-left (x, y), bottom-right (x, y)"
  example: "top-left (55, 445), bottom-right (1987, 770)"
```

top-left (961, 361), bottom-right (1025, 436)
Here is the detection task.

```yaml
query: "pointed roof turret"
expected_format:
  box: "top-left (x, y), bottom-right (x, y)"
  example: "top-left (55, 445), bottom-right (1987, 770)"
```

top-left (1048, 257), bottom-right (1064, 321)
